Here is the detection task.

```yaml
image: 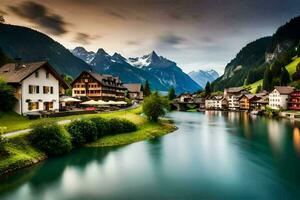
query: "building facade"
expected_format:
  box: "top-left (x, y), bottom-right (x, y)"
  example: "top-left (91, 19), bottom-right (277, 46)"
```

top-left (72, 71), bottom-right (126, 101)
top-left (224, 87), bottom-right (247, 110)
top-left (269, 86), bottom-right (294, 110)
top-left (123, 83), bottom-right (143, 101)
top-left (288, 90), bottom-right (300, 111)
top-left (0, 61), bottom-right (69, 115)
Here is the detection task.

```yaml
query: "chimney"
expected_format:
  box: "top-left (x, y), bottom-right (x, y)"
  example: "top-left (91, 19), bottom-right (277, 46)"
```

top-left (14, 57), bottom-right (22, 70)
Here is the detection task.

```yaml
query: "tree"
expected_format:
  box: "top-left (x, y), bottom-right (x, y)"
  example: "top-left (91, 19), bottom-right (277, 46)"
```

top-left (142, 92), bottom-right (169, 122)
top-left (168, 87), bottom-right (176, 100)
top-left (0, 79), bottom-right (17, 112)
top-left (61, 74), bottom-right (73, 96)
top-left (280, 67), bottom-right (290, 86)
top-left (263, 66), bottom-right (273, 91)
top-left (255, 85), bottom-right (262, 93)
top-left (143, 80), bottom-right (151, 97)
top-left (204, 82), bottom-right (212, 96)
top-left (270, 60), bottom-right (283, 78)
top-left (292, 62), bottom-right (300, 81)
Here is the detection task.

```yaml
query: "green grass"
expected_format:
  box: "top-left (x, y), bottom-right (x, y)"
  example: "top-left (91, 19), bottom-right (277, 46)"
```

top-left (0, 107), bottom-right (143, 133)
top-left (0, 107), bottom-right (177, 175)
top-left (86, 119), bottom-right (177, 147)
top-left (245, 57), bottom-right (300, 93)
top-left (0, 133), bottom-right (46, 175)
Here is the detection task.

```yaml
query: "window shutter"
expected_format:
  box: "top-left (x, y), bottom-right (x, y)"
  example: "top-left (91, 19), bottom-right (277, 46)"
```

top-left (36, 86), bottom-right (39, 93)
top-left (50, 87), bottom-right (53, 94)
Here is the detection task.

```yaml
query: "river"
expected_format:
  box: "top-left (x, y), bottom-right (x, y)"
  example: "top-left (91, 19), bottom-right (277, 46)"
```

top-left (1, 111), bottom-right (300, 199)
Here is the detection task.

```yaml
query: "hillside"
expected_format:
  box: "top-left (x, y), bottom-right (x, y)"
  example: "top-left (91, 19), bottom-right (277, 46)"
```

top-left (213, 15), bottom-right (300, 91)
top-left (246, 57), bottom-right (300, 93)
top-left (212, 37), bottom-right (272, 90)
top-left (0, 23), bottom-right (92, 77)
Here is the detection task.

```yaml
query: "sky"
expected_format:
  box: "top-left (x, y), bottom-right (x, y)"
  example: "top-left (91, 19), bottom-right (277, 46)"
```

top-left (0, 0), bottom-right (300, 75)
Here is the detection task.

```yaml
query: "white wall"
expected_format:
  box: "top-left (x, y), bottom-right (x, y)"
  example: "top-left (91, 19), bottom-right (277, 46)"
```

top-left (21, 67), bottom-right (59, 114)
top-left (269, 90), bottom-right (289, 110)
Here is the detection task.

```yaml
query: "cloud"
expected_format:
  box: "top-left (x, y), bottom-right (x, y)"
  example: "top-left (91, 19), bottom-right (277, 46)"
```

top-left (126, 40), bottom-right (139, 45)
top-left (158, 33), bottom-right (185, 46)
top-left (73, 32), bottom-right (100, 45)
top-left (108, 11), bottom-right (126, 20)
top-left (8, 1), bottom-right (68, 35)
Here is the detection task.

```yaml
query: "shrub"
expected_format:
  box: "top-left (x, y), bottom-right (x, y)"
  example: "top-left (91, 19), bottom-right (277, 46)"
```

top-left (0, 135), bottom-right (8, 156)
top-left (143, 92), bottom-right (170, 122)
top-left (90, 117), bottom-right (110, 137)
top-left (67, 119), bottom-right (97, 146)
top-left (29, 120), bottom-right (72, 156)
top-left (0, 79), bottom-right (17, 112)
top-left (107, 118), bottom-right (137, 134)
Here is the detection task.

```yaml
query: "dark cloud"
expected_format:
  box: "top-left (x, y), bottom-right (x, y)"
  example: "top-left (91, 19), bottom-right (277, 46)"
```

top-left (8, 1), bottom-right (68, 35)
top-left (73, 32), bottom-right (100, 45)
top-left (108, 11), bottom-right (126, 20)
top-left (159, 33), bottom-right (185, 45)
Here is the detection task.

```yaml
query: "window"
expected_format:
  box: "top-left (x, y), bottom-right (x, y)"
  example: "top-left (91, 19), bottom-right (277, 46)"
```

top-left (29, 85), bottom-right (39, 94)
top-left (46, 72), bottom-right (49, 78)
top-left (50, 87), bottom-right (53, 94)
top-left (28, 102), bottom-right (39, 110)
top-left (35, 71), bottom-right (39, 78)
top-left (43, 86), bottom-right (50, 94)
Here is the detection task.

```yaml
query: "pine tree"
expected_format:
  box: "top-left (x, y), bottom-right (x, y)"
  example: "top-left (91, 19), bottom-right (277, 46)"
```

top-left (280, 67), bottom-right (290, 86)
top-left (263, 66), bottom-right (273, 91)
top-left (292, 63), bottom-right (300, 81)
top-left (168, 87), bottom-right (176, 100)
top-left (205, 82), bottom-right (212, 96)
top-left (143, 80), bottom-right (151, 97)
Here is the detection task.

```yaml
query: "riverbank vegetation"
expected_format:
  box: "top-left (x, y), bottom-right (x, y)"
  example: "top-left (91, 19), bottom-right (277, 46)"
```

top-left (0, 106), bottom-right (176, 175)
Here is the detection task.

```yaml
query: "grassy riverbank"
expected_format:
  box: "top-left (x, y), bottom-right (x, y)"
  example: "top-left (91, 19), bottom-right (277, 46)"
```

top-left (0, 107), bottom-right (176, 175)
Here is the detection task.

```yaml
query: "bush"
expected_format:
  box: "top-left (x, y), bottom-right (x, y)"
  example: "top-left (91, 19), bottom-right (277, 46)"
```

top-left (67, 119), bottom-right (97, 146)
top-left (90, 117), bottom-right (110, 137)
top-left (0, 79), bottom-right (17, 112)
top-left (29, 120), bottom-right (72, 156)
top-left (143, 92), bottom-right (170, 122)
top-left (0, 135), bottom-right (8, 156)
top-left (107, 118), bottom-right (137, 134)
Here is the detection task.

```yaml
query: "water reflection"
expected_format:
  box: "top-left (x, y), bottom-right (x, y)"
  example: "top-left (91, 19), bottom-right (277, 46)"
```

top-left (293, 128), bottom-right (300, 156)
top-left (1, 111), bottom-right (300, 199)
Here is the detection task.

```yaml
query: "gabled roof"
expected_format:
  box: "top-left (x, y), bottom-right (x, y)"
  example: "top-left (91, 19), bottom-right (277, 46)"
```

top-left (123, 83), bottom-right (142, 92)
top-left (225, 87), bottom-right (246, 93)
top-left (273, 86), bottom-right (294, 95)
top-left (0, 61), bottom-right (69, 89)
top-left (72, 71), bottom-right (125, 89)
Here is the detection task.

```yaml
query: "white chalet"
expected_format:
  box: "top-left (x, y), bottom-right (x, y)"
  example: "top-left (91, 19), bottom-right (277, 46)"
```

top-left (205, 96), bottom-right (226, 109)
top-left (269, 86), bottom-right (294, 110)
top-left (0, 61), bottom-right (69, 115)
top-left (224, 87), bottom-right (247, 110)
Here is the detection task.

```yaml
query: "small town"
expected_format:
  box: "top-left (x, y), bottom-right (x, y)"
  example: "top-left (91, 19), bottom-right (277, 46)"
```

top-left (1, 0), bottom-right (300, 199)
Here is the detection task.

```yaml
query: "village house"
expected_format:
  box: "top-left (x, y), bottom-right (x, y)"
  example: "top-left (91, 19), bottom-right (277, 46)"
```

top-left (194, 97), bottom-right (206, 110)
top-left (123, 83), bottom-right (143, 101)
top-left (0, 61), bottom-right (69, 115)
top-left (288, 90), bottom-right (300, 111)
top-left (224, 87), bottom-right (247, 110)
top-left (269, 86), bottom-right (294, 110)
top-left (205, 96), bottom-right (227, 110)
top-left (71, 71), bottom-right (126, 101)
top-left (239, 94), bottom-right (260, 110)
top-left (178, 93), bottom-right (193, 103)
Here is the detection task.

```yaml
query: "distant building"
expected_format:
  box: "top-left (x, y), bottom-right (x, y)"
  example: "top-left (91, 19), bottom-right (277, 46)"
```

top-left (269, 86), bottom-right (294, 110)
top-left (239, 94), bottom-right (260, 110)
top-left (123, 83), bottom-right (143, 101)
top-left (0, 61), bottom-right (69, 115)
top-left (205, 96), bottom-right (227, 110)
top-left (224, 87), bottom-right (247, 110)
top-left (71, 71), bottom-right (126, 101)
top-left (288, 90), bottom-right (300, 111)
top-left (194, 97), bottom-right (206, 110)
top-left (178, 93), bottom-right (193, 103)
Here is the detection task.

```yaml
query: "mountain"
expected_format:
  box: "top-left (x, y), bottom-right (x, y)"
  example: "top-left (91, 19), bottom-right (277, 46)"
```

top-left (0, 23), bottom-right (93, 77)
top-left (72, 48), bottom-right (201, 93)
top-left (188, 69), bottom-right (219, 88)
top-left (213, 15), bottom-right (300, 91)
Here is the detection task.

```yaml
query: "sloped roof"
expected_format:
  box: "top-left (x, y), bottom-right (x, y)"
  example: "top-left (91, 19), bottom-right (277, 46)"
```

top-left (72, 71), bottom-right (125, 89)
top-left (274, 86), bottom-right (294, 94)
top-left (123, 83), bottom-right (142, 92)
top-left (0, 61), bottom-right (69, 89)
top-left (226, 87), bottom-right (246, 93)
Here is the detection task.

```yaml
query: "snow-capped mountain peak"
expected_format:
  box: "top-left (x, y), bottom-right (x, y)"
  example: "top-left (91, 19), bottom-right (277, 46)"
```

top-left (71, 47), bottom-right (95, 64)
top-left (188, 69), bottom-right (219, 88)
